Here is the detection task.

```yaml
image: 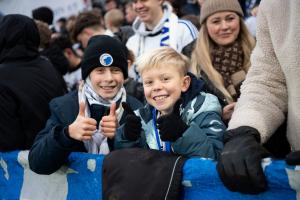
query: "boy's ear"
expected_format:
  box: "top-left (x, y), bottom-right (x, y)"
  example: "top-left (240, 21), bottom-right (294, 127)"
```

top-left (181, 75), bottom-right (191, 92)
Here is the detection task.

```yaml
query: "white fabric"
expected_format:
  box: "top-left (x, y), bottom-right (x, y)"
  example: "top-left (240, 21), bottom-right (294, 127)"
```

top-left (63, 68), bottom-right (81, 91)
top-left (104, 29), bottom-right (114, 37)
top-left (228, 0), bottom-right (300, 150)
top-left (245, 16), bottom-right (257, 37)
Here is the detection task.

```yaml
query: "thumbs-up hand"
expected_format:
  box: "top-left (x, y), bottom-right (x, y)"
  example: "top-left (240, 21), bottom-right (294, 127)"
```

top-left (68, 101), bottom-right (97, 141)
top-left (100, 103), bottom-right (118, 139)
top-left (122, 102), bottom-right (142, 141)
top-left (157, 99), bottom-right (187, 142)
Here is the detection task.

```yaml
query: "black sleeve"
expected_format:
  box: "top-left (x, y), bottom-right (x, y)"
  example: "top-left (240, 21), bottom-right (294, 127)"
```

top-left (0, 86), bottom-right (25, 151)
top-left (28, 105), bottom-right (82, 175)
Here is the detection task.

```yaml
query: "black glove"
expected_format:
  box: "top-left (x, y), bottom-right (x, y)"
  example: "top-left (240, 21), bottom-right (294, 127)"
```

top-left (286, 151), bottom-right (300, 165)
top-left (157, 99), bottom-right (188, 142)
top-left (216, 126), bottom-right (270, 194)
top-left (122, 102), bottom-right (142, 141)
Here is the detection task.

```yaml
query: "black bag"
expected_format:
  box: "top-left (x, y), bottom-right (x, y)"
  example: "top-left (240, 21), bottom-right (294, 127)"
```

top-left (102, 148), bottom-right (186, 200)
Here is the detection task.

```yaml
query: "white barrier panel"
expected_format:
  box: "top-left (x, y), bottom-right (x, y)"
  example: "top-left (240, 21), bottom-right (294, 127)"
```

top-left (0, 151), bottom-right (299, 200)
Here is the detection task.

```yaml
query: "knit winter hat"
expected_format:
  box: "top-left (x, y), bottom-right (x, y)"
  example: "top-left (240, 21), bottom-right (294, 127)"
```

top-left (81, 35), bottom-right (128, 80)
top-left (200, 0), bottom-right (244, 24)
top-left (32, 6), bottom-right (54, 25)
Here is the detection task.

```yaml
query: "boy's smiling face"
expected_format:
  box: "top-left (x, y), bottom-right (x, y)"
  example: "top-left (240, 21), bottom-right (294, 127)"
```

top-left (89, 66), bottom-right (124, 100)
top-left (142, 65), bottom-right (190, 115)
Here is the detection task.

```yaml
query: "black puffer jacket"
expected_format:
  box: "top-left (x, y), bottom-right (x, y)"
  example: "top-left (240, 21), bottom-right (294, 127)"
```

top-left (0, 14), bottom-right (66, 151)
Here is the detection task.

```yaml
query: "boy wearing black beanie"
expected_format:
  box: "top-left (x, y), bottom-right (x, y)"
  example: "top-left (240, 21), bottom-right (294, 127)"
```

top-left (29, 35), bottom-right (142, 175)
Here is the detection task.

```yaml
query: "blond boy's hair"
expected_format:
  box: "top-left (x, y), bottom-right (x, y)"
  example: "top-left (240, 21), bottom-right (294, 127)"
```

top-left (136, 47), bottom-right (190, 77)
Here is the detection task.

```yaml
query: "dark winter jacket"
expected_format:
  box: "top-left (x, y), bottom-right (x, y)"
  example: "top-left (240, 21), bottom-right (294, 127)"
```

top-left (0, 14), bottom-right (66, 151)
top-left (29, 91), bottom-right (142, 174)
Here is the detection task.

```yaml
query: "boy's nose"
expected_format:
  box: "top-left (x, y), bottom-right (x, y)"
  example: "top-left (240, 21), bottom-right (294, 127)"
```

top-left (152, 82), bottom-right (162, 91)
top-left (103, 70), bottom-right (113, 81)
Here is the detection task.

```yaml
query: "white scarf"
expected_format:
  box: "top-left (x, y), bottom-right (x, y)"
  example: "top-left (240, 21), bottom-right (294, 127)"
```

top-left (78, 79), bottom-right (126, 154)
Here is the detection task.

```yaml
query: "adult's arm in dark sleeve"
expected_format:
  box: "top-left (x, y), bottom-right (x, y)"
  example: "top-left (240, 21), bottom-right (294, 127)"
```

top-left (28, 111), bottom-right (81, 175)
top-left (0, 87), bottom-right (25, 151)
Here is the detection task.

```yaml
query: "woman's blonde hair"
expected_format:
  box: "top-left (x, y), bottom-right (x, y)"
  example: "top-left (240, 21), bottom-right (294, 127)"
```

top-left (190, 18), bottom-right (255, 103)
top-left (137, 47), bottom-right (190, 77)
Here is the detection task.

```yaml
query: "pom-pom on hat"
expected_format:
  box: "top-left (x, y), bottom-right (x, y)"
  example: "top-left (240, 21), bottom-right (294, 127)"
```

top-left (81, 35), bottom-right (128, 80)
top-left (200, 0), bottom-right (244, 24)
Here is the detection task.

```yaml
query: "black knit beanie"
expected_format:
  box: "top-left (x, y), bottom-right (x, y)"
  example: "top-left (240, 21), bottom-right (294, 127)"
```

top-left (81, 35), bottom-right (128, 80)
top-left (32, 6), bottom-right (54, 25)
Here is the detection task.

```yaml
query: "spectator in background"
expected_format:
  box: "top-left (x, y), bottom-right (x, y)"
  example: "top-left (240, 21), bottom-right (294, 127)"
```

top-left (35, 20), bottom-right (52, 51)
top-left (181, 0), bottom-right (200, 16)
top-left (104, 8), bottom-right (125, 36)
top-left (197, 0), bottom-right (205, 16)
top-left (217, 0), bottom-right (299, 194)
top-left (0, 14), bottom-right (66, 151)
top-left (126, 0), bottom-right (198, 81)
top-left (56, 17), bottom-right (69, 36)
top-left (104, 0), bottom-right (119, 13)
top-left (189, 0), bottom-right (255, 121)
top-left (104, 8), bottom-right (135, 45)
top-left (72, 11), bottom-right (106, 48)
top-left (52, 35), bottom-right (82, 92)
top-left (32, 6), bottom-right (55, 32)
top-left (124, 1), bottom-right (137, 25)
top-left (35, 20), bottom-right (69, 92)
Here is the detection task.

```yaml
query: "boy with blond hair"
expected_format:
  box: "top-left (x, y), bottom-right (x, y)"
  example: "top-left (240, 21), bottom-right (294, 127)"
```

top-left (116, 47), bottom-right (225, 158)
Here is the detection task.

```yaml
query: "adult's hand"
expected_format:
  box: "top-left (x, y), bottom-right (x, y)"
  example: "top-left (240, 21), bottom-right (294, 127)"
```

top-left (217, 126), bottom-right (269, 194)
top-left (222, 102), bottom-right (236, 121)
top-left (286, 150), bottom-right (300, 165)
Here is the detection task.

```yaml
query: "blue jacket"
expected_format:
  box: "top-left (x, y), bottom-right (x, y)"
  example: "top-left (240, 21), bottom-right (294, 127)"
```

top-left (29, 91), bottom-right (142, 174)
top-left (115, 75), bottom-right (225, 159)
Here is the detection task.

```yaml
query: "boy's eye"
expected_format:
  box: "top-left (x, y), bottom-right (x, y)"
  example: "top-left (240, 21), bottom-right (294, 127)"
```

top-left (111, 68), bottom-right (121, 73)
top-left (144, 80), bottom-right (152, 86)
top-left (96, 68), bottom-right (105, 73)
top-left (162, 76), bottom-right (170, 82)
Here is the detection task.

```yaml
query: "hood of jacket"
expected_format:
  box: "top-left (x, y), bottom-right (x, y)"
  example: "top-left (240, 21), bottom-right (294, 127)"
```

top-left (0, 14), bottom-right (40, 63)
top-left (181, 72), bottom-right (205, 107)
top-left (132, 2), bottom-right (173, 36)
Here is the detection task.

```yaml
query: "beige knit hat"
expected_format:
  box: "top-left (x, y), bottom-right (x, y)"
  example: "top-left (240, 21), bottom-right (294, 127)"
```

top-left (200, 0), bottom-right (244, 24)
